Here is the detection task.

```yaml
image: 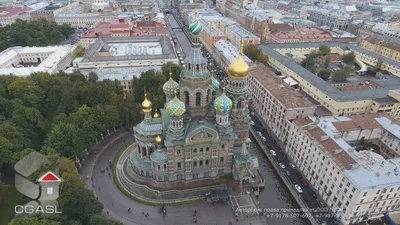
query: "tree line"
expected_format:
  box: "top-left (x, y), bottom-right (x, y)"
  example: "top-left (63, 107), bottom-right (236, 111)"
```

top-left (0, 19), bottom-right (74, 52)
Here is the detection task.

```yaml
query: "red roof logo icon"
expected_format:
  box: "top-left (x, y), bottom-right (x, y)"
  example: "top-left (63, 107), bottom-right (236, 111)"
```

top-left (38, 172), bottom-right (62, 182)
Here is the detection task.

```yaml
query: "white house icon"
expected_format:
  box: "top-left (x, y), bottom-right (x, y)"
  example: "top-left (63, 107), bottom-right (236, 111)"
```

top-left (37, 172), bottom-right (62, 201)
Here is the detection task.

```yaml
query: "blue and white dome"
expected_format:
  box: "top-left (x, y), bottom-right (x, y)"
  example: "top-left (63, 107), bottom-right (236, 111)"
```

top-left (189, 19), bottom-right (203, 35)
top-left (163, 75), bottom-right (179, 98)
top-left (213, 89), bottom-right (232, 114)
top-left (166, 96), bottom-right (186, 117)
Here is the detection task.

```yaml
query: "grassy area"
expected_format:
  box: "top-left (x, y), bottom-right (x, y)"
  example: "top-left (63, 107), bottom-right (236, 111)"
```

top-left (112, 145), bottom-right (205, 206)
top-left (0, 184), bottom-right (22, 225)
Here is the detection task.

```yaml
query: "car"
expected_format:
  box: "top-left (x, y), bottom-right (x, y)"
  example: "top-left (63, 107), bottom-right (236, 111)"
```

top-left (257, 131), bottom-right (262, 136)
top-left (261, 136), bottom-right (266, 141)
top-left (289, 163), bottom-right (296, 169)
top-left (269, 150), bottom-right (276, 156)
top-left (285, 170), bottom-right (290, 176)
top-left (279, 163), bottom-right (285, 169)
top-left (250, 121), bottom-right (255, 126)
top-left (176, 50), bottom-right (180, 54)
top-left (294, 184), bottom-right (303, 193)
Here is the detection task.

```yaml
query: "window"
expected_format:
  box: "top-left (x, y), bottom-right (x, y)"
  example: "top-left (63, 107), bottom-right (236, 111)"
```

top-left (206, 160), bottom-right (209, 165)
top-left (194, 149), bottom-right (197, 153)
top-left (177, 149), bottom-right (181, 154)
top-left (222, 144), bottom-right (225, 149)
top-left (199, 161), bottom-right (203, 166)
top-left (177, 162), bottom-right (181, 170)
top-left (184, 91), bottom-right (190, 105)
top-left (157, 165), bottom-right (160, 170)
top-left (193, 161), bottom-right (197, 167)
top-left (164, 164), bottom-right (166, 169)
top-left (196, 92), bottom-right (201, 106)
top-left (200, 148), bottom-right (203, 153)
top-left (220, 157), bottom-right (224, 163)
top-left (206, 147), bottom-right (210, 152)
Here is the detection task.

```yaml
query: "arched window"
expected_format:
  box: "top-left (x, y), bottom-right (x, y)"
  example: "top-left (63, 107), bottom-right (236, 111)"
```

top-left (188, 63), bottom-right (191, 70)
top-left (196, 64), bottom-right (200, 71)
top-left (206, 89), bottom-right (210, 103)
top-left (184, 91), bottom-right (190, 105)
top-left (237, 100), bottom-right (242, 109)
top-left (196, 92), bottom-right (201, 106)
top-left (138, 146), bottom-right (141, 155)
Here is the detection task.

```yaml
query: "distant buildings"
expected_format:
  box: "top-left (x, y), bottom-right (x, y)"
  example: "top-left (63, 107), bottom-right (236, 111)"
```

top-left (0, 7), bottom-right (30, 26)
top-left (260, 42), bottom-right (400, 119)
top-left (76, 36), bottom-right (178, 94)
top-left (30, 1), bottom-right (79, 22)
top-left (199, 21), bottom-right (227, 52)
top-left (287, 114), bottom-right (400, 224)
top-left (360, 37), bottom-right (400, 62)
top-left (80, 15), bottom-right (169, 49)
top-left (268, 26), bottom-right (333, 43)
top-left (0, 45), bottom-right (76, 77)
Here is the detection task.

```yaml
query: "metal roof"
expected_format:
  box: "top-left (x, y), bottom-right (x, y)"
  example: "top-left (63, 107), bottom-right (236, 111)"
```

top-left (259, 42), bottom-right (400, 102)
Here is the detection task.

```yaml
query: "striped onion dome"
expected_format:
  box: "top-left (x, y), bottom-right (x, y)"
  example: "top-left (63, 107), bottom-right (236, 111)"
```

top-left (166, 96), bottom-right (186, 117)
top-left (213, 87), bottom-right (232, 114)
top-left (163, 73), bottom-right (179, 98)
top-left (189, 19), bottom-right (203, 35)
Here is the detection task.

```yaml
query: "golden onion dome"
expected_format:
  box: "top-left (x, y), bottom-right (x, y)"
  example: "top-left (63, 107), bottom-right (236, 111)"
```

top-left (141, 93), bottom-right (152, 113)
top-left (155, 135), bottom-right (163, 144)
top-left (228, 54), bottom-right (249, 78)
top-left (153, 111), bottom-right (160, 118)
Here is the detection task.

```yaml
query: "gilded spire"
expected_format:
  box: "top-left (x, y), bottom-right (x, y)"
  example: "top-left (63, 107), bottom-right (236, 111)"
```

top-left (239, 41), bottom-right (243, 55)
top-left (222, 78), bottom-right (226, 93)
top-left (169, 64), bottom-right (172, 79)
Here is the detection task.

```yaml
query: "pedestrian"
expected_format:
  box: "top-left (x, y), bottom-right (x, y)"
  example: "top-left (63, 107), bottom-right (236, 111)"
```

top-left (106, 211), bottom-right (109, 215)
top-left (106, 167), bottom-right (108, 171)
top-left (142, 212), bottom-right (145, 215)
top-left (112, 202), bottom-right (114, 207)
top-left (108, 173), bottom-right (110, 176)
top-left (146, 212), bottom-right (149, 217)
top-left (91, 177), bottom-right (93, 181)
top-left (128, 208), bottom-right (131, 213)
top-left (96, 197), bottom-right (98, 200)
top-left (98, 187), bottom-right (100, 191)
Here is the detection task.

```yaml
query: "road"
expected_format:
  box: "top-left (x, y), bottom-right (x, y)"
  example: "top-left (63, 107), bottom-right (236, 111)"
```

top-left (82, 130), bottom-right (265, 225)
top-left (249, 109), bottom-right (339, 225)
top-left (165, 13), bottom-right (192, 57)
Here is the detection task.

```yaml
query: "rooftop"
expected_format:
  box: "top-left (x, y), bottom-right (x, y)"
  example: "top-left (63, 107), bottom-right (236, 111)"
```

top-left (0, 7), bottom-right (29, 17)
top-left (249, 63), bottom-right (315, 109)
top-left (81, 36), bottom-right (175, 62)
top-left (226, 24), bottom-right (259, 40)
top-left (259, 42), bottom-right (400, 102)
top-left (298, 114), bottom-right (400, 191)
top-left (214, 40), bottom-right (252, 64)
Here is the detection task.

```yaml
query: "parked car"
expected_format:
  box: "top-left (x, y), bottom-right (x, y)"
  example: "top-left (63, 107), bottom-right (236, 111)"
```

top-left (301, 177), bottom-right (308, 186)
top-left (269, 150), bottom-right (276, 156)
top-left (279, 163), bottom-right (285, 169)
top-left (294, 184), bottom-right (303, 193)
top-left (285, 170), bottom-right (291, 176)
top-left (257, 131), bottom-right (262, 136)
top-left (251, 120), bottom-right (255, 126)
top-left (289, 163), bottom-right (296, 169)
top-left (261, 136), bottom-right (266, 141)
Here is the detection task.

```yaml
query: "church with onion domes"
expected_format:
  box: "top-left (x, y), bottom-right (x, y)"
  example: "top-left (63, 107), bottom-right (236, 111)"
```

top-left (129, 14), bottom-right (263, 187)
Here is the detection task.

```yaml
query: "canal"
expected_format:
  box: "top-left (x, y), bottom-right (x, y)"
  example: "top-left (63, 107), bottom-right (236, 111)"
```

top-left (249, 135), bottom-right (309, 225)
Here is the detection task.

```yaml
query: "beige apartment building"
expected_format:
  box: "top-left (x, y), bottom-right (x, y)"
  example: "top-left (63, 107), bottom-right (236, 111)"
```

top-left (360, 37), bottom-right (400, 62)
top-left (260, 42), bottom-right (400, 119)
top-left (248, 63), bottom-right (316, 145)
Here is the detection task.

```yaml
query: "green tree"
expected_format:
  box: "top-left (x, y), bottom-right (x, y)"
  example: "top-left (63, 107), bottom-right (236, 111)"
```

top-left (258, 52), bottom-right (269, 66)
top-left (8, 78), bottom-right (44, 108)
top-left (301, 54), bottom-right (318, 73)
top-left (161, 62), bottom-right (183, 82)
top-left (73, 46), bottom-right (86, 58)
top-left (58, 182), bottom-right (103, 225)
top-left (89, 215), bottom-right (109, 225)
top-left (132, 70), bottom-right (166, 109)
top-left (11, 107), bottom-right (45, 149)
top-left (88, 72), bottom-right (98, 83)
top-left (342, 52), bottom-right (356, 64)
top-left (243, 44), bottom-right (261, 62)
top-left (376, 58), bottom-right (384, 72)
top-left (318, 68), bottom-right (331, 80)
top-left (0, 136), bottom-right (13, 168)
top-left (318, 45), bottom-right (331, 55)
top-left (44, 122), bottom-right (86, 158)
top-left (8, 217), bottom-right (60, 225)
top-left (332, 66), bottom-right (351, 82)
top-left (323, 56), bottom-right (331, 68)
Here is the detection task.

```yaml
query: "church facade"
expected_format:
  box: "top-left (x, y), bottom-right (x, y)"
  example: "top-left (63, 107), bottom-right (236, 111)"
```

top-left (129, 17), bottom-right (262, 186)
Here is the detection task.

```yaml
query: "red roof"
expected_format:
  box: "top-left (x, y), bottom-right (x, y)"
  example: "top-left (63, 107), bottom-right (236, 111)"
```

top-left (0, 7), bottom-right (29, 18)
top-left (38, 172), bottom-right (61, 182)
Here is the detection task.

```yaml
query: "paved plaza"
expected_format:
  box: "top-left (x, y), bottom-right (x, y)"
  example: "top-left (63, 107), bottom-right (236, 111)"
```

top-left (80, 129), bottom-right (267, 225)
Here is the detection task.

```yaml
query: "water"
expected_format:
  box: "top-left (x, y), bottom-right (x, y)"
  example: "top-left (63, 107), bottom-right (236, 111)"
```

top-left (249, 136), bottom-right (309, 225)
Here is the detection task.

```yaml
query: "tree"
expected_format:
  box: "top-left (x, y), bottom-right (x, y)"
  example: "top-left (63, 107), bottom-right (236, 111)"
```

top-left (243, 44), bottom-right (261, 62)
top-left (161, 62), bottom-right (183, 82)
top-left (58, 182), bottom-right (103, 225)
top-left (342, 52), bottom-right (356, 64)
top-left (11, 107), bottom-right (45, 149)
top-left (0, 137), bottom-right (13, 168)
top-left (44, 122), bottom-right (86, 158)
top-left (89, 215), bottom-right (109, 225)
top-left (8, 78), bottom-right (44, 108)
top-left (318, 45), bottom-right (331, 55)
top-left (8, 217), bottom-right (60, 225)
top-left (318, 68), bottom-right (331, 80)
top-left (258, 52), bottom-right (269, 66)
top-left (132, 70), bottom-right (166, 109)
top-left (376, 58), bottom-right (384, 72)
top-left (73, 47), bottom-right (85, 58)
top-left (332, 66), bottom-right (351, 82)
top-left (88, 72), bottom-right (98, 83)
top-left (301, 54), bottom-right (318, 74)
top-left (323, 56), bottom-right (331, 68)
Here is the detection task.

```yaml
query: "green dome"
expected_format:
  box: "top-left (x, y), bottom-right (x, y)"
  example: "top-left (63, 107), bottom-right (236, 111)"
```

top-left (189, 19), bottom-right (203, 35)
top-left (211, 77), bottom-right (220, 92)
top-left (166, 96), bottom-right (186, 117)
top-left (163, 77), bottom-right (179, 98)
top-left (150, 149), bottom-right (168, 163)
top-left (213, 90), bottom-right (232, 114)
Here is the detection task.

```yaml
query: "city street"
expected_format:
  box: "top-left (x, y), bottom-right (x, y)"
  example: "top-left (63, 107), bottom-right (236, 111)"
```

top-left (249, 109), bottom-right (338, 225)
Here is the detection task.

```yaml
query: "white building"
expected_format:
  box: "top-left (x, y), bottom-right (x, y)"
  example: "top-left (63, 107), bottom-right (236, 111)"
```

top-left (0, 45), bottom-right (76, 76)
top-left (248, 63), bottom-right (316, 145)
top-left (212, 40), bottom-right (252, 73)
top-left (55, 12), bottom-right (117, 28)
top-left (76, 36), bottom-right (178, 78)
top-left (224, 24), bottom-right (260, 49)
top-left (286, 114), bottom-right (400, 225)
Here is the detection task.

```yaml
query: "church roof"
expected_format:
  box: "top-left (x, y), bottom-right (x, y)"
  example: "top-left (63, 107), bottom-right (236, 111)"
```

top-left (130, 155), bottom-right (152, 169)
top-left (150, 149), bottom-right (168, 163)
